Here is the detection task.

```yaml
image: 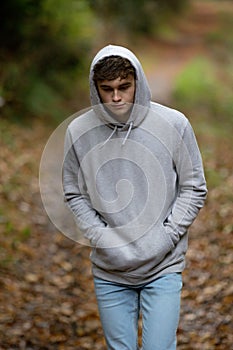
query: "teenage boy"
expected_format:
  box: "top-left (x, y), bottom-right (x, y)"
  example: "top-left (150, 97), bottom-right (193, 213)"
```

top-left (63, 45), bottom-right (207, 350)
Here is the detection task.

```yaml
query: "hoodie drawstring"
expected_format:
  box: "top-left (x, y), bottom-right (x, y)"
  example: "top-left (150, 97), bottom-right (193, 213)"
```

top-left (101, 125), bottom-right (118, 147)
top-left (101, 121), bottom-right (134, 147)
top-left (122, 121), bottom-right (133, 146)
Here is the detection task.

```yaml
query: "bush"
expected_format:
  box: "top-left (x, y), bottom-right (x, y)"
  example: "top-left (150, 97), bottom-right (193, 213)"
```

top-left (88, 0), bottom-right (188, 37)
top-left (0, 0), bottom-right (94, 122)
top-left (172, 56), bottom-right (233, 126)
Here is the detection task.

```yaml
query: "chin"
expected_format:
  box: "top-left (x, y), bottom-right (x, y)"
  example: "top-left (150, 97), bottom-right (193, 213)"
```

top-left (106, 107), bottom-right (130, 122)
top-left (113, 111), bottom-right (130, 122)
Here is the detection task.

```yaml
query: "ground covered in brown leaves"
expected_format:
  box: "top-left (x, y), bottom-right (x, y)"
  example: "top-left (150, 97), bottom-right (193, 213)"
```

top-left (0, 117), bottom-right (232, 350)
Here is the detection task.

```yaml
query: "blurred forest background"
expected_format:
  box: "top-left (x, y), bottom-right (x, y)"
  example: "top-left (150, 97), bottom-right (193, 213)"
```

top-left (0, 0), bottom-right (232, 349)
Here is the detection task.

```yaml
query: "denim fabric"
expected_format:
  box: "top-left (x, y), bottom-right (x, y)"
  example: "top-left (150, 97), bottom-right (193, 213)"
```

top-left (94, 273), bottom-right (182, 350)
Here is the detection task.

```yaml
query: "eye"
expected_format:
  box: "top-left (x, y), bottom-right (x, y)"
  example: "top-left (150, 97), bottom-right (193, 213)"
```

top-left (119, 84), bottom-right (131, 91)
top-left (101, 87), bottom-right (112, 92)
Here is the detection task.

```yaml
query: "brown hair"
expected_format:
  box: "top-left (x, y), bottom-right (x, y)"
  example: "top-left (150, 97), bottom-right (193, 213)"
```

top-left (93, 55), bottom-right (136, 82)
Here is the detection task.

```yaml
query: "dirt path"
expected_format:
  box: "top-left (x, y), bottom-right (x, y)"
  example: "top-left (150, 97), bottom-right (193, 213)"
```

top-left (136, 1), bottom-right (220, 104)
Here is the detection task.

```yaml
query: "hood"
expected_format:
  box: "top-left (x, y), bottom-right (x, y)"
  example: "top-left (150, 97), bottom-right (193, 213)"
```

top-left (89, 45), bottom-right (151, 129)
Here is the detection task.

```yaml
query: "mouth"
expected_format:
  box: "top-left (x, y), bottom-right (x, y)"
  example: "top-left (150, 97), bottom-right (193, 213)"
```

top-left (105, 103), bottom-right (132, 122)
top-left (110, 104), bottom-right (126, 109)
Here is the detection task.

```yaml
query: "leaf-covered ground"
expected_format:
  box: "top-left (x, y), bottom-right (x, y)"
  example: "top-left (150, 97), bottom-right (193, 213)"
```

top-left (1, 121), bottom-right (232, 350)
top-left (0, 2), bottom-right (232, 349)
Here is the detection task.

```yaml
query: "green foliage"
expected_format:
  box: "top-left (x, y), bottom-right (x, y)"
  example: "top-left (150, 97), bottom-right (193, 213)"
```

top-left (0, 0), bottom-right (189, 122)
top-left (88, 0), bottom-right (188, 36)
top-left (207, 11), bottom-right (233, 60)
top-left (0, 0), bottom-right (94, 122)
top-left (0, 0), bottom-right (43, 53)
top-left (173, 56), bottom-right (233, 127)
top-left (173, 57), bottom-right (217, 110)
top-left (173, 8), bottom-right (233, 131)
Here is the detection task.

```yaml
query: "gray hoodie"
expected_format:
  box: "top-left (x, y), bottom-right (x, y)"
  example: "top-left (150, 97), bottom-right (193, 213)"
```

top-left (63, 45), bottom-right (207, 285)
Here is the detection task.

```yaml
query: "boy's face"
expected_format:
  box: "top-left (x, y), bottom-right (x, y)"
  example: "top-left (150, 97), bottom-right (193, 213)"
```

top-left (96, 74), bottom-right (135, 122)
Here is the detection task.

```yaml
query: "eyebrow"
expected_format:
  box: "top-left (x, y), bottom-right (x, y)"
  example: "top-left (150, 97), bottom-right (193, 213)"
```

top-left (99, 82), bottom-right (132, 88)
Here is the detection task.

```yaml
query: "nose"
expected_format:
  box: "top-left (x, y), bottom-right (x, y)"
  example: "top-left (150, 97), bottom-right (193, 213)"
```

top-left (112, 89), bottom-right (121, 102)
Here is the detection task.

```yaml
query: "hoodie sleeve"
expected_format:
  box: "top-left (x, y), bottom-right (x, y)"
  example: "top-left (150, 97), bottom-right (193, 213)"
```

top-left (164, 120), bottom-right (207, 244)
top-left (63, 128), bottom-right (107, 243)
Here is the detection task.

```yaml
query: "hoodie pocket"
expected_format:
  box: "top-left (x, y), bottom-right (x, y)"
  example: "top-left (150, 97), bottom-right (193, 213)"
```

top-left (90, 223), bottom-right (176, 273)
top-left (151, 223), bottom-right (175, 264)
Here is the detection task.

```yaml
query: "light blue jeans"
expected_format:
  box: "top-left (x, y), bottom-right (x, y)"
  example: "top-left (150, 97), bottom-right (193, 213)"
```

top-left (94, 273), bottom-right (182, 350)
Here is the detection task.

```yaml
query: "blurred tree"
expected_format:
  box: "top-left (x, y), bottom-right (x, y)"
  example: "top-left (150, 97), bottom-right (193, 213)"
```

top-left (0, 0), bottom-right (95, 122)
top-left (88, 0), bottom-right (188, 37)
top-left (0, 0), bottom-right (189, 122)
top-left (0, 0), bottom-right (42, 53)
